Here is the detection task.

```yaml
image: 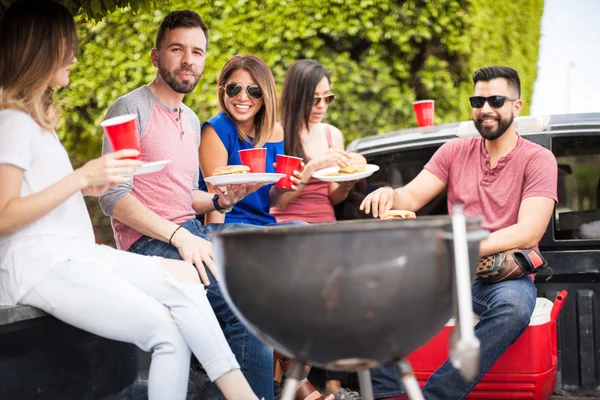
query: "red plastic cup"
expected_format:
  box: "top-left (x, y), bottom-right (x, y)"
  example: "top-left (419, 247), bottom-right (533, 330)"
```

top-left (413, 100), bottom-right (435, 127)
top-left (239, 148), bottom-right (267, 173)
top-left (275, 155), bottom-right (303, 189)
top-left (101, 114), bottom-right (141, 159)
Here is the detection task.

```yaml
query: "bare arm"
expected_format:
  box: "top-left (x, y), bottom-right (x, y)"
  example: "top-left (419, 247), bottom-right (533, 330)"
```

top-left (0, 150), bottom-right (140, 235)
top-left (479, 196), bottom-right (555, 256)
top-left (199, 124), bottom-right (230, 224)
top-left (266, 123), bottom-right (302, 208)
top-left (394, 169), bottom-right (447, 210)
top-left (192, 189), bottom-right (216, 215)
top-left (111, 194), bottom-right (218, 285)
top-left (270, 149), bottom-right (352, 208)
top-left (192, 187), bottom-right (248, 215)
top-left (329, 180), bottom-right (355, 206)
top-left (360, 169), bottom-right (447, 218)
top-left (272, 125), bottom-right (352, 209)
top-left (112, 194), bottom-right (181, 243)
top-left (0, 165), bottom-right (85, 235)
top-left (269, 163), bottom-right (310, 209)
top-left (327, 126), bottom-right (355, 206)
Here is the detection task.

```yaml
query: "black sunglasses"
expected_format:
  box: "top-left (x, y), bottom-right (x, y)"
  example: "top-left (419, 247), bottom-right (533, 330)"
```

top-left (469, 95), bottom-right (518, 109)
top-left (223, 83), bottom-right (263, 100)
top-left (313, 94), bottom-right (335, 106)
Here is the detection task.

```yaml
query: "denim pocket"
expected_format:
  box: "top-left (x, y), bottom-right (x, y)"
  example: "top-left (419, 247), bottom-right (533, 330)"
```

top-left (128, 235), bottom-right (156, 255)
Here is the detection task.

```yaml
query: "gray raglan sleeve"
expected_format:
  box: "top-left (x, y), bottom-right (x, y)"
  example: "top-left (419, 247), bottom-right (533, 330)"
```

top-left (98, 96), bottom-right (145, 217)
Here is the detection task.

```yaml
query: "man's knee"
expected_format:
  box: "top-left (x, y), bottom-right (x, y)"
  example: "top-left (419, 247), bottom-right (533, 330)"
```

top-left (505, 299), bottom-right (534, 331)
top-left (478, 279), bottom-right (535, 328)
top-left (491, 282), bottom-right (535, 332)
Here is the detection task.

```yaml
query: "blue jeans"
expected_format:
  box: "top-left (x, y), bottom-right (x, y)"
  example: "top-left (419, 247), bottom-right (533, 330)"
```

top-left (414, 277), bottom-right (537, 400)
top-left (129, 218), bottom-right (274, 400)
top-left (371, 364), bottom-right (404, 398)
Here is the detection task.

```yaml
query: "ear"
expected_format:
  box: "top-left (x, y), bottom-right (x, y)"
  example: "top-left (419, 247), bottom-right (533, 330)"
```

top-left (150, 48), bottom-right (159, 68)
top-left (513, 98), bottom-right (523, 117)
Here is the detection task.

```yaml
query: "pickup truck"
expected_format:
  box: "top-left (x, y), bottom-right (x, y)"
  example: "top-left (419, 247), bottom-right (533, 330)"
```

top-left (333, 112), bottom-right (600, 399)
top-left (1, 112), bottom-right (599, 399)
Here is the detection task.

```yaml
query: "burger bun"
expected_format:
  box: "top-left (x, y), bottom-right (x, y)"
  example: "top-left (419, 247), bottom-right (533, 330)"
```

top-left (212, 165), bottom-right (251, 176)
top-left (379, 210), bottom-right (416, 220)
top-left (338, 152), bottom-right (367, 174)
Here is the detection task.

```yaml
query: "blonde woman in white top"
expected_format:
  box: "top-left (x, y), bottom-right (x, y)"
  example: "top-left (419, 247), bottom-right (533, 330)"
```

top-left (0, 1), bottom-right (260, 399)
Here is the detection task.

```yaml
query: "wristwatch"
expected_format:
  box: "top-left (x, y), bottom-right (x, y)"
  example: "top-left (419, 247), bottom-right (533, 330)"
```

top-left (212, 194), bottom-right (233, 214)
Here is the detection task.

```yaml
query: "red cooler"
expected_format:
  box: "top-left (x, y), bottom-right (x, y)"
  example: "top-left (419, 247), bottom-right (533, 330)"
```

top-left (408, 291), bottom-right (567, 399)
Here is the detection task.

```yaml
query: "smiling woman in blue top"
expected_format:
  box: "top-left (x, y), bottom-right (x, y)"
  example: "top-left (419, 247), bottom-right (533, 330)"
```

top-left (199, 54), bottom-right (287, 226)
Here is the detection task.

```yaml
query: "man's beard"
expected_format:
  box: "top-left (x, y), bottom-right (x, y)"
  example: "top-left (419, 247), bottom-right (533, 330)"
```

top-left (474, 112), bottom-right (514, 141)
top-left (158, 62), bottom-right (201, 94)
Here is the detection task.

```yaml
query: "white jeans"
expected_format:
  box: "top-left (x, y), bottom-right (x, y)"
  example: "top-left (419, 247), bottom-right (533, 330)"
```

top-left (20, 245), bottom-right (239, 400)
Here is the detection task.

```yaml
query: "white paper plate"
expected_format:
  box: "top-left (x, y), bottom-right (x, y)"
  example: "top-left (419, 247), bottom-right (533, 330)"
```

top-left (204, 172), bottom-right (286, 186)
top-left (312, 164), bottom-right (380, 182)
top-left (119, 160), bottom-right (172, 177)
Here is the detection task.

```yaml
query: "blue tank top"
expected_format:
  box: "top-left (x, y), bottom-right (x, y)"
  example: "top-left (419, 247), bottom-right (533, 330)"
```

top-left (199, 112), bottom-right (282, 226)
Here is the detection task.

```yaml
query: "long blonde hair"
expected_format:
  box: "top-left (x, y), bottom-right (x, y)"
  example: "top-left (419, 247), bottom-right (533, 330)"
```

top-left (217, 55), bottom-right (277, 148)
top-left (0, 0), bottom-right (78, 131)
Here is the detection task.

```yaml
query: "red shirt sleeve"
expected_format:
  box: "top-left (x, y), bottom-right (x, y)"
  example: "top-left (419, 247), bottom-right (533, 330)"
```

top-left (522, 147), bottom-right (558, 203)
top-left (424, 138), bottom-right (461, 184)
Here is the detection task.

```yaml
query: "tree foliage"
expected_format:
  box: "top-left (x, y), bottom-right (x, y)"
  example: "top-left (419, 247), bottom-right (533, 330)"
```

top-left (0, 0), bottom-right (151, 20)
top-left (56, 0), bottom-right (543, 168)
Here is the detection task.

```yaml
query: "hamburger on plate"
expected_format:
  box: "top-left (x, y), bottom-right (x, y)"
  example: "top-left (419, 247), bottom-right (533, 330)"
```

top-left (212, 165), bottom-right (251, 176)
top-left (338, 152), bottom-right (367, 174)
top-left (379, 210), bottom-right (417, 220)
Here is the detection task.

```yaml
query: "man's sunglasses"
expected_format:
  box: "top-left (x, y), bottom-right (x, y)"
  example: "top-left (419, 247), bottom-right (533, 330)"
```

top-left (223, 83), bottom-right (263, 100)
top-left (469, 95), bottom-right (518, 109)
top-left (313, 94), bottom-right (335, 106)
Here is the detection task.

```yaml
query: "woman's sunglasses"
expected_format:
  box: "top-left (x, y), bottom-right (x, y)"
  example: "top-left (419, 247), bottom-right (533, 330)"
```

top-left (313, 94), bottom-right (335, 106)
top-left (469, 95), bottom-right (518, 109)
top-left (223, 83), bottom-right (263, 100)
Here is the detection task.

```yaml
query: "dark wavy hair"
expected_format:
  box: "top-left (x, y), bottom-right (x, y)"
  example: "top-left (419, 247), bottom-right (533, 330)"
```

top-left (280, 60), bottom-right (331, 160)
top-left (473, 66), bottom-right (521, 97)
top-left (156, 10), bottom-right (208, 49)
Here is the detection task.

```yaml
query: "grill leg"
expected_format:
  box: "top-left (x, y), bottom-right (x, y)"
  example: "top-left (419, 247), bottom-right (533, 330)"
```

top-left (396, 359), bottom-right (424, 400)
top-left (357, 369), bottom-right (374, 400)
top-left (449, 204), bottom-right (480, 381)
top-left (280, 361), bottom-right (304, 400)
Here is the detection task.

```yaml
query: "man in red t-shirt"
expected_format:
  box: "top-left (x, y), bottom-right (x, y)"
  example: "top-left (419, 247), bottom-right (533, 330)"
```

top-left (360, 66), bottom-right (557, 399)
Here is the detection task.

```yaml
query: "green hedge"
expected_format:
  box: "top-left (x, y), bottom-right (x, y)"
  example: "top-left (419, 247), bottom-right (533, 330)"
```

top-left (55, 0), bottom-right (543, 169)
top-left (0, 0), bottom-right (148, 19)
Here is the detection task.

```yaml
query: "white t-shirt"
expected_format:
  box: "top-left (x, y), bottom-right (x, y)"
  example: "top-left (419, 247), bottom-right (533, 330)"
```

top-left (0, 109), bottom-right (95, 305)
